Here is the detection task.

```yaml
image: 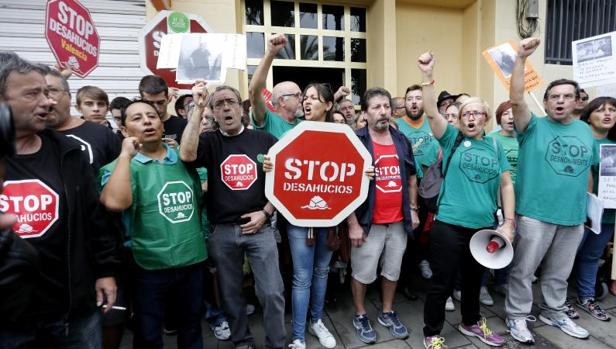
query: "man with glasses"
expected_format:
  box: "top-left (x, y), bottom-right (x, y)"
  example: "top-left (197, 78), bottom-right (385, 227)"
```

top-left (42, 67), bottom-right (120, 174)
top-left (505, 38), bottom-right (597, 344)
top-left (181, 83), bottom-right (286, 349)
top-left (139, 75), bottom-right (188, 144)
top-left (249, 34), bottom-right (303, 138)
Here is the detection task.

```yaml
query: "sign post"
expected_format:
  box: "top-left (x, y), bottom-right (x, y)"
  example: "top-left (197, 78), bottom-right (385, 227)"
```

top-left (45, 0), bottom-right (100, 78)
top-left (265, 121), bottom-right (372, 227)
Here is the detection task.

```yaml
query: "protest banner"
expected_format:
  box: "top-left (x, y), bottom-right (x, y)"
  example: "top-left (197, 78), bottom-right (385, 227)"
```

top-left (572, 31), bottom-right (616, 88)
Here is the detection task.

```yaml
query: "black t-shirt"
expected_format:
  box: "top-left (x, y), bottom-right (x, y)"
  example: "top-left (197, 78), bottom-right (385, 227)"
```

top-left (59, 121), bottom-right (121, 174)
top-left (3, 133), bottom-right (68, 319)
top-left (189, 129), bottom-right (277, 224)
top-left (163, 116), bottom-right (188, 144)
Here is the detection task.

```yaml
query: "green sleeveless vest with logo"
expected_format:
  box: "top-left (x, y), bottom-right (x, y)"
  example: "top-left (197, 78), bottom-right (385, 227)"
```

top-left (127, 159), bottom-right (206, 270)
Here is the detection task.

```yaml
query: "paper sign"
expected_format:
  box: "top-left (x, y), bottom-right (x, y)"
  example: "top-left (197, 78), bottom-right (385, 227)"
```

top-left (597, 83), bottom-right (616, 99)
top-left (572, 32), bottom-right (616, 88)
top-left (598, 144), bottom-right (616, 209)
top-left (157, 33), bottom-right (183, 69)
top-left (586, 193), bottom-right (603, 234)
top-left (482, 41), bottom-right (542, 92)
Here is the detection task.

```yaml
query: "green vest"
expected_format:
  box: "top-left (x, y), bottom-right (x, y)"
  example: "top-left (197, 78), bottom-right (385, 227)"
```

top-left (120, 153), bottom-right (206, 270)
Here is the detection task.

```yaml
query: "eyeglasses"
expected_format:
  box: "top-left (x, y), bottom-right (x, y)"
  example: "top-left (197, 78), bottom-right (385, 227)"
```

top-left (47, 87), bottom-right (66, 98)
top-left (212, 98), bottom-right (239, 110)
top-left (547, 94), bottom-right (576, 101)
top-left (461, 110), bottom-right (486, 118)
top-left (282, 92), bottom-right (301, 99)
top-left (581, 96), bottom-right (589, 101)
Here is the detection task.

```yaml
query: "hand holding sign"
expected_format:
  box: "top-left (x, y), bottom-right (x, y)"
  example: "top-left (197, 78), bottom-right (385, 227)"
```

top-left (518, 37), bottom-right (540, 59)
top-left (191, 80), bottom-right (209, 108)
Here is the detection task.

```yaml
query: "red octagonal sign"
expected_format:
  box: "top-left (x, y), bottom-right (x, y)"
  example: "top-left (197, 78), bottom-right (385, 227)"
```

top-left (139, 10), bottom-right (211, 89)
top-left (45, 0), bottom-right (100, 78)
top-left (266, 121), bottom-right (372, 227)
top-left (0, 179), bottom-right (60, 239)
top-left (221, 154), bottom-right (258, 191)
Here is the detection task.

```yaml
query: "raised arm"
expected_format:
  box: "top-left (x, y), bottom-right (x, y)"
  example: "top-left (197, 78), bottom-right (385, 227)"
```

top-left (417, 52), bottom-right (447, 139)
top-left (180, 81), bottom-right (208, 162)
top-left (100, 138), bottom-right (139, 211)
top-left (248, 34), bottom-right (287, 126)
top-left (510, 38), bottom-right (540, 133)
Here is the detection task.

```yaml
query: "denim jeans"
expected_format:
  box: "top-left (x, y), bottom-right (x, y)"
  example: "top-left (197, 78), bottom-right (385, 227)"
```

top-left (132, 262), bottom-right (204, 349)
top-left (287, 225), bottom-right (333, 342)
top-left (575, 224), bottom-right (615, 300)
top-left (0, 309), bottom-right (102, 349)
top-left (208, 224), bottom-right (286, 349)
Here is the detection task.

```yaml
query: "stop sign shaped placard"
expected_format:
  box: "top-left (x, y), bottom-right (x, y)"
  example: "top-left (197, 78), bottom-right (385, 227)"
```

top-left (45, 0), bottom-right (100, 78)
top-left (0, 180), bottom-right (59, 239)
top-left (221, 154), bottom-right (258, 191)
top-left (266, 121), bottom-right (372, 227)
top-left (139, 10), bottom-right (211, 89)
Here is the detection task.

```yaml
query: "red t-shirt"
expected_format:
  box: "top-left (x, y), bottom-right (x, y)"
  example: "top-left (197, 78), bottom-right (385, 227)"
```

top-left (372, 141), bottom-right (404, 224)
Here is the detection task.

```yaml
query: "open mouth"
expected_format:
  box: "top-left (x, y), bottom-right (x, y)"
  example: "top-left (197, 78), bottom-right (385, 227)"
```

top-left (144, 127), bottom-right (156, 136)
top-left (304, 106), bottom-right (312, 115)
top-left (554, 106), bottom-right (565, 114)
top-left (467, 122), bottom-right (475, 130)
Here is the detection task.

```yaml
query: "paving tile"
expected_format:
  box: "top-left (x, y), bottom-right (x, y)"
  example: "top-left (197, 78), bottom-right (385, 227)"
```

top-left (535, 324), bottom-right (612, 349)
top-left (573, 307), bottom-right (616, 348)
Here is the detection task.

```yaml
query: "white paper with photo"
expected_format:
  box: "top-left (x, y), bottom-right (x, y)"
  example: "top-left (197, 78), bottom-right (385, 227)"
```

top-left (597, 83), bottom-right (616, 99)
top-left (176, 34), bottom-right (226, 84)
top-left (598, 144), bottom-right (616, 209)
top-left (586, 193), bottom-right (603, 234)
top-left (221, 34), bottom-right (247, 70)
top-left (572, 32), bottom-right (616, 88)
top-left (487, 43), bottom-right (517, 78)
top-left (156, 33), bottom-right (183, 69)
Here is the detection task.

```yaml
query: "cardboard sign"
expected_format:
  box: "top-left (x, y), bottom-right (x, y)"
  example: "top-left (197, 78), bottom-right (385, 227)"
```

top-left (483, 41), bottom-right (542, 92)
top-left (220, 154), bottom-right (258, 191)
top-left (573, 32), bottom-right (616, 88)
top-left (598, 143), bottom-right (616, 209)
top-left (265, 121), bottom-right (372, 227)
top-left (45, 0), bottom-right (100, 78)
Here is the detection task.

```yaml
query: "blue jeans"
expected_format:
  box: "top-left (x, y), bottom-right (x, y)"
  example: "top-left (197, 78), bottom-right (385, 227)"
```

top-left (0, 309), bottom-right (102, 349)
top-left (575, 224), bottom-right (614, 300)
top-left (132, 262), bottom-right (204, 349)
top-left (287, 225), bottom-right (333, 341)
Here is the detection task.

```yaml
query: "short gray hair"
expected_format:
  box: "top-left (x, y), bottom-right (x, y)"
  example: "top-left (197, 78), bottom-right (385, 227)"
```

top-left (0, 55), bottom-right (46, 98)
top-left (45, 69), bottom-right (71, 97)
top-left (209, 85), bottom-right (242, 109)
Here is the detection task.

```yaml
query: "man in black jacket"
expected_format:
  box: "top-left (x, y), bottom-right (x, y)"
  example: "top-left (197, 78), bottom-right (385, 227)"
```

top-left (0, 55), bottom-right (120, 348)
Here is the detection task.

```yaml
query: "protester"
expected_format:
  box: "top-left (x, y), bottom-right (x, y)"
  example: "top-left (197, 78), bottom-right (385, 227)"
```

top-left (76, 85), bottom-right (111, 126)
top-left (333, 110), bottom-right (346, 124)
top-left (354, 112), bottom-right (367, 129)
top-left (347, 87), bottom-right (419, 344)
top-left (181, 82), bottom-right (286, 349)
top-left (436, 91), bottom-right (459, 115)
top-left (249, 34), bottom-right (303, 138)
top-left (391, 97), bottom-right (406, 118)
top-left (572, 88), bottom-right (589, 119)
top-left (444, 103), bottom-right (460, 128)
top-left (338, 99), bottom-right (356, 125)
top-left (505, 38), bottom-right (597, 343)
top-left (567, 96), bottom-right (616, 322)
top-left (488, 101), bottom-right (518, 184)
top-left (175, 94), bottom-right (194, 119)
top-left (139, 75), bottom-right (188, 143)
top-left (417, 51), bottom-right (514, 348)
top-left (110, 96), bottom-right (131, 132)
top-left (0, 54), bottom-right (120, 348)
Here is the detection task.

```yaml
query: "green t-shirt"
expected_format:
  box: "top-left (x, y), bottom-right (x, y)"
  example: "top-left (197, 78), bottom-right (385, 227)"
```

top-left (396, 116), bottom-right (440, 177)
top-left (592, 138), bottom-right (615, 224)
top-left (516, 114), bottom-right (598, 225)
top-left (436, 125), bottom-right (511, 229)
top-left (251, 108), bottom-right (300, 139)
top-left (487, 131), bottom-right (519, 184)
top-left (100, 146), bottom-right (207, 270)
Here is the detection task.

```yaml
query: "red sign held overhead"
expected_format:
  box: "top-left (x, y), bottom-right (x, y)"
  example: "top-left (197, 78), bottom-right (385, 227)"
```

top-left (45, 0), bottom-right (100, 78)
top-left (139, 10), bottom-right (212, 89)
top-left (265, 121), bottom-right (372, 227)
top-left (0, 180), bottom-right (60, 239)
top-left (220, 154), bottom-right (258, 191)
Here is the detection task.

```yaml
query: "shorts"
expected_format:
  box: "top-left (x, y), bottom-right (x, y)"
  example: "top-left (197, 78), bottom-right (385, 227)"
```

top-left (351, 222), bottom-right (407, 284)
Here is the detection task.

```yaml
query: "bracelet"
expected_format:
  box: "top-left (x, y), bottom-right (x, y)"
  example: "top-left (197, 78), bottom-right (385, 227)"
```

top-left (420, 79), bottom-right (435, 87)
top-left (262, 209), bottom-right (272, 220)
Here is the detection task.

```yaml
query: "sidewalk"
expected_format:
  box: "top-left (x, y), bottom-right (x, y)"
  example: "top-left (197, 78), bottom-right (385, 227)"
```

top-left (119, 275), bottom-right (616, 349)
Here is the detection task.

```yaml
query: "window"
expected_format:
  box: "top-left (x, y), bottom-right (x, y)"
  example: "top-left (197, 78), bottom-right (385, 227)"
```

top-left (545, 0), bottom-right (616, 65)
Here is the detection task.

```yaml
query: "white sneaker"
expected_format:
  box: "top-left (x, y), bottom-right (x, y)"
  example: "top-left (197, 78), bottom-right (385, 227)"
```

top-left (506, 316), bottom-right (535, 344)
top-left (479, 286), bottom-right (494, 306)
top-left (445, 296), bottom-right (455, 312)
top-left (309, 319), bottom-right (336, 348)
top-left (539, 314), bottom-right (589, 339)
top-left (419, 260), bottom-right (433, 279)
top-left (452, 289), bottom-right (462, 302)
top-left (288, 339), bottom-right (305, 349)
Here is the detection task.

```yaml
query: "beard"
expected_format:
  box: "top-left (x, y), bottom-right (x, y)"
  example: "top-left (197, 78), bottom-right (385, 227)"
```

top-left (406, 108), bottom-right (423, 120)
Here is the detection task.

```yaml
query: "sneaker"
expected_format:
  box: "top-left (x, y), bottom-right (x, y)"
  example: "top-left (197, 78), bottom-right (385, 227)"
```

top-left (287, 339), bottom-right (305, 349)
top-left (309, 319), bottom-right (336, 348)
top-left (564, 300), bottom-right (580, 319)
top-left (423, 335), bottom-right (447, 349)
top-left (506, 316), bottom-right (536, 344)
top-left (445, 297), bottom-right (455, 312)
top-left (458, 318), bottom-right (505, 347)
top-left (479, 286), bottom-right (494, 306)
top-left (419, 260), bottom-right (433, 279)
top-left (452, 289), bottom-right (462, 302)
top-left (210, 319), bottom-right (231, 341)
top-left (352, 314), bottom-right (377, 344)
top-left (577, 298), bottom-right (611, 321)
top-left (377, 311), bottom-right (409, 339)
top-left (539, 313), bottom-right (589, 339)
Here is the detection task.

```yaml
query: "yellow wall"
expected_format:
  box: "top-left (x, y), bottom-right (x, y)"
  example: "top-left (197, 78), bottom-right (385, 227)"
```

top-left (367, 0), bottom-right (397, 94)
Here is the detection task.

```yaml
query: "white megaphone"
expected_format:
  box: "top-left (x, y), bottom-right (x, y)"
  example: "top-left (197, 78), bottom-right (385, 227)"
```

top-left (469, 229), bottom-right (513, 269)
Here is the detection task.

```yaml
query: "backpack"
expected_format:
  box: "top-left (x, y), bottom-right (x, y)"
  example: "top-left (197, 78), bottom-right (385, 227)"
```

top-left (418, 132), bottom-right (464, 213)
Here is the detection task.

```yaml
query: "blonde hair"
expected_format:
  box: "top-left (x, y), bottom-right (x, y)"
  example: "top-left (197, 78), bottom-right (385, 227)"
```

top-left (459, 97), bottom-right (491, 121)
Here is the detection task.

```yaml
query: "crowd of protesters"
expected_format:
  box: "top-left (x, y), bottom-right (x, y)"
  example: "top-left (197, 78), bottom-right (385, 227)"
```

top-left (0, 34), bottom-right (615, 349)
